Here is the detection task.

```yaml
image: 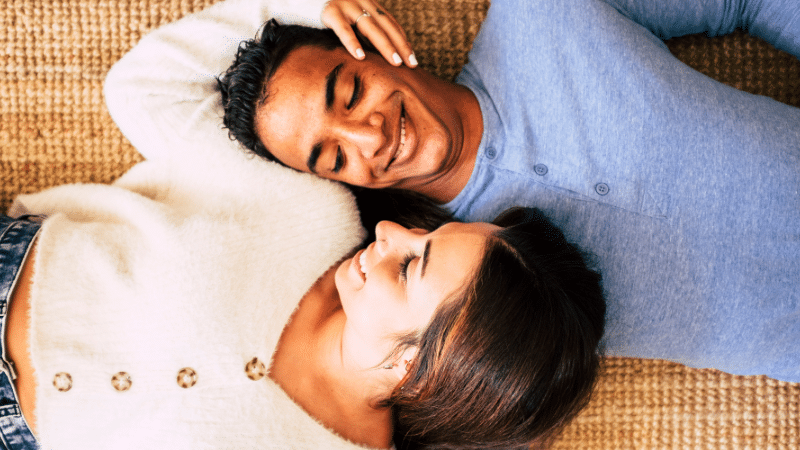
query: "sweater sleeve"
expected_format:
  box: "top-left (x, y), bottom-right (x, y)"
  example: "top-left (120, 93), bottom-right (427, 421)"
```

top-left (602, 0), bottom-right (800, 57)
top-left (103, 0), bottom-right (328, 162)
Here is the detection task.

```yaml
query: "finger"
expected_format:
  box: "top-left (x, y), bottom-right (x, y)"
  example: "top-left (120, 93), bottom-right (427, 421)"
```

top-left (322, 1), bottom-right (416, 67)
top-left (369, 7), bottom-right (417, 67)
top-left (323, 7), bottom-right (368, 60)
top-left (355, 17), bottom-right (404, 66)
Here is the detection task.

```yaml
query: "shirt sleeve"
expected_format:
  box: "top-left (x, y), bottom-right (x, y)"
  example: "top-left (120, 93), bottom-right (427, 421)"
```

top-left (602, 0), bottom-right (800, 57)
top-left (103, 0), bottom-right (328, 162)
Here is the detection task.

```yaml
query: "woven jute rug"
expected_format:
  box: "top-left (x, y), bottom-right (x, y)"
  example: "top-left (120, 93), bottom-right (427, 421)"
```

top-left (2, 1), bottom-right (798, 448)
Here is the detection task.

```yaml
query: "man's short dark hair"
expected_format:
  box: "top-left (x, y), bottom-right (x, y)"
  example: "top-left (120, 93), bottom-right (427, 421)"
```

top-left (217, 19), bottom-right (359, 162)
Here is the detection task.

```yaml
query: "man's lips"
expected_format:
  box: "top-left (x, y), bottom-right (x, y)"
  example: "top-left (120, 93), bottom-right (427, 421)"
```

top-left (386, 105), bottom-right (408, 171)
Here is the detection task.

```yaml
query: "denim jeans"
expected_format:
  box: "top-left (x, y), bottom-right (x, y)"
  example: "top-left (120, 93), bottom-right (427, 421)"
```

top-left (0, 215), bottom-right (42, 449)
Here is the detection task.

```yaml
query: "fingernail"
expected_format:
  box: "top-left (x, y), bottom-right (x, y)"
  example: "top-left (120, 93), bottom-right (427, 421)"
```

top-left (356, 48), bottom-right (365, 59)
top-left (408, 53), bottom-right (418, 67)
top-left (392, 53), bottom-right (402, 65)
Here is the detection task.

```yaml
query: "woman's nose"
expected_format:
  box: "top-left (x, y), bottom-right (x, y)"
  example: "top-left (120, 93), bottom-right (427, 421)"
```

top-left (374, 221), bottom-right (427, 256)
top-left (374, 221), bottom-right (412, 256)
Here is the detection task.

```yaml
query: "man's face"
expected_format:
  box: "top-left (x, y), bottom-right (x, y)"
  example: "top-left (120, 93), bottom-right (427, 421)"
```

top-left (254, 46), bottom-right (467, 190)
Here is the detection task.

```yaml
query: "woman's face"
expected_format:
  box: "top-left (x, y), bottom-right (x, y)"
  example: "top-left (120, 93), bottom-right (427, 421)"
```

top-left (335, 220), bottom-right (499, 367)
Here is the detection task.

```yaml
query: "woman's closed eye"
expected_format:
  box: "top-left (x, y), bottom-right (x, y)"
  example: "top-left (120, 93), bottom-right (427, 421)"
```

top-left (347, 74), bottom-right (362, 110)
top-left (399, 252), bottom-right (416, 283)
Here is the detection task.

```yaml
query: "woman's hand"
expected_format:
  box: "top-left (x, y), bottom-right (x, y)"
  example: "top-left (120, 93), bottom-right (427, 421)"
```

top-left (321, 0), bottom-right (418, 67)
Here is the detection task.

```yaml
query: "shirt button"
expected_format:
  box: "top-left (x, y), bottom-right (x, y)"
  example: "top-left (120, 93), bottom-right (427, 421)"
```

top-left (53, 372), bottom-right (73, 392)
top-left (245, 357), bottom-right (267, 381)
top-left (595, 183), bottom-right (610, 196)
top-left (484, 147), bottom-right (497, 160)
top-left (177, 367), bottom-right (198, 388)
top-left (533, 164), bottom-right (548, 176)
top-left (111, 372), bottom-right (132, 392)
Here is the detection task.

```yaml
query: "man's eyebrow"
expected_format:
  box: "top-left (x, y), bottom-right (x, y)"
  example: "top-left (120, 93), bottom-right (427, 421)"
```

top-left (420, 240), bottom-right (432, 279)
top-left (325, 63), bottom-right (344, 112)
top-left (307, 63), bottom-right (344, 173)
top-left (306, 143), bottom-right (322, 173)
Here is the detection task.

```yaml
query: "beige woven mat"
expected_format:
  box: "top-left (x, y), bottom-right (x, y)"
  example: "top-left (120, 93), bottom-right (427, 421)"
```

top-left (2, 1), bottom-right (799, 448)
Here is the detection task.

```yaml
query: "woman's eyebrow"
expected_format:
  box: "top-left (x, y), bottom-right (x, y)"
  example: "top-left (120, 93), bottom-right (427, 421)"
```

top-left (420, 240), bottom-right (432, 279)
top-left (325, 63), bottom-right (344, 112)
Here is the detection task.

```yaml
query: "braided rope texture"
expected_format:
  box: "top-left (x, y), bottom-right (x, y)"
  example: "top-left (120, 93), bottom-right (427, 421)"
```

top-left (2, 1), bottom-right (799, 448)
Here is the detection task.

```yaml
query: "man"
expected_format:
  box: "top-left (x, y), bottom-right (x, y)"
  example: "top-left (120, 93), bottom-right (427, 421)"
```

top-left (105, 0), bottom-right (800, 383)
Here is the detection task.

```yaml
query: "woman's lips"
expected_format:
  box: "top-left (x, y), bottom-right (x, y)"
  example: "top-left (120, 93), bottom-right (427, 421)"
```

top-left (352, 249), bottom-right (367, 282)
top-left (359, 250), bottom-right (368, 276)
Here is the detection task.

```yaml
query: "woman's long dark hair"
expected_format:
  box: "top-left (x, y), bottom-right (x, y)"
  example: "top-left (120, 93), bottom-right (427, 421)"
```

top-left (389, 207), bottom-right (606, 450)
top-left (351, 187), bottom-right (453, 240)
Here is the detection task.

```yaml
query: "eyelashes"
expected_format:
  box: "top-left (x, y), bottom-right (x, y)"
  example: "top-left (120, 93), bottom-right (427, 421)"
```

top-left (399, 252), bottom-right (415, 283)
top-left (347, 74), bottom-right (362, 110)
top-left (331, 74), bottom-right (363, 174)
top-left (333, 147), bottom-right (344, 173)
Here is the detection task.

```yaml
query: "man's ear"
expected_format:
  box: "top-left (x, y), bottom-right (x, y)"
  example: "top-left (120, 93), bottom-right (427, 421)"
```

top-left (391, 346), bottom-right (419, 381)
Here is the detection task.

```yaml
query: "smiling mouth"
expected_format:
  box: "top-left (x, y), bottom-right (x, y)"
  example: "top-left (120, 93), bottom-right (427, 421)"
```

top-left (358, 250), bottom-right (368, 280)
top-left (386, 105), bottom-right (407, 170)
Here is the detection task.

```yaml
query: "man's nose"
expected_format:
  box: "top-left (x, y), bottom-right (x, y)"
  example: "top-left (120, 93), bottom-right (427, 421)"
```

top-left (339, 112), bottom-right (386, 160)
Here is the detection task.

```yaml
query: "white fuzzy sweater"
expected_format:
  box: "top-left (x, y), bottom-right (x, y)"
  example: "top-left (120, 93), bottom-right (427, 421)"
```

top-left (9, 0), bottom-right (375, 448)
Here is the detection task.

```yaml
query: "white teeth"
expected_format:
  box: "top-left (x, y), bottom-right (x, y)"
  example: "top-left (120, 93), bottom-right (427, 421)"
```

top-left (399, 116), bottom-right (406, 151)
top-left (387, 114), bottom-right (406, 171)
top-left (359, 251), bottom-right (367, 275)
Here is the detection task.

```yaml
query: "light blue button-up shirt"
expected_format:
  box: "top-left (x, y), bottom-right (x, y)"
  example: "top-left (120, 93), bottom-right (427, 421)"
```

top-left (446, 0), bottom-right (800, 382)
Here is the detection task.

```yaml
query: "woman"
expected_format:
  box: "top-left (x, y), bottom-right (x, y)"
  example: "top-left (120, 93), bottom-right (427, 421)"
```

top-left (2, 151), bottom-right (604, 450)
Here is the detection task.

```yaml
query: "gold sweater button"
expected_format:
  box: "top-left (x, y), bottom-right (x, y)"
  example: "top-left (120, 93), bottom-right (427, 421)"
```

top-left (53, 372), bottom-right (73, 392)
top-left (177, 367), bottom-right (198, 388)
top-left (245, 357), bottom-right (267, 381)
top-left (111, 372), bottom-right (132, 391)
